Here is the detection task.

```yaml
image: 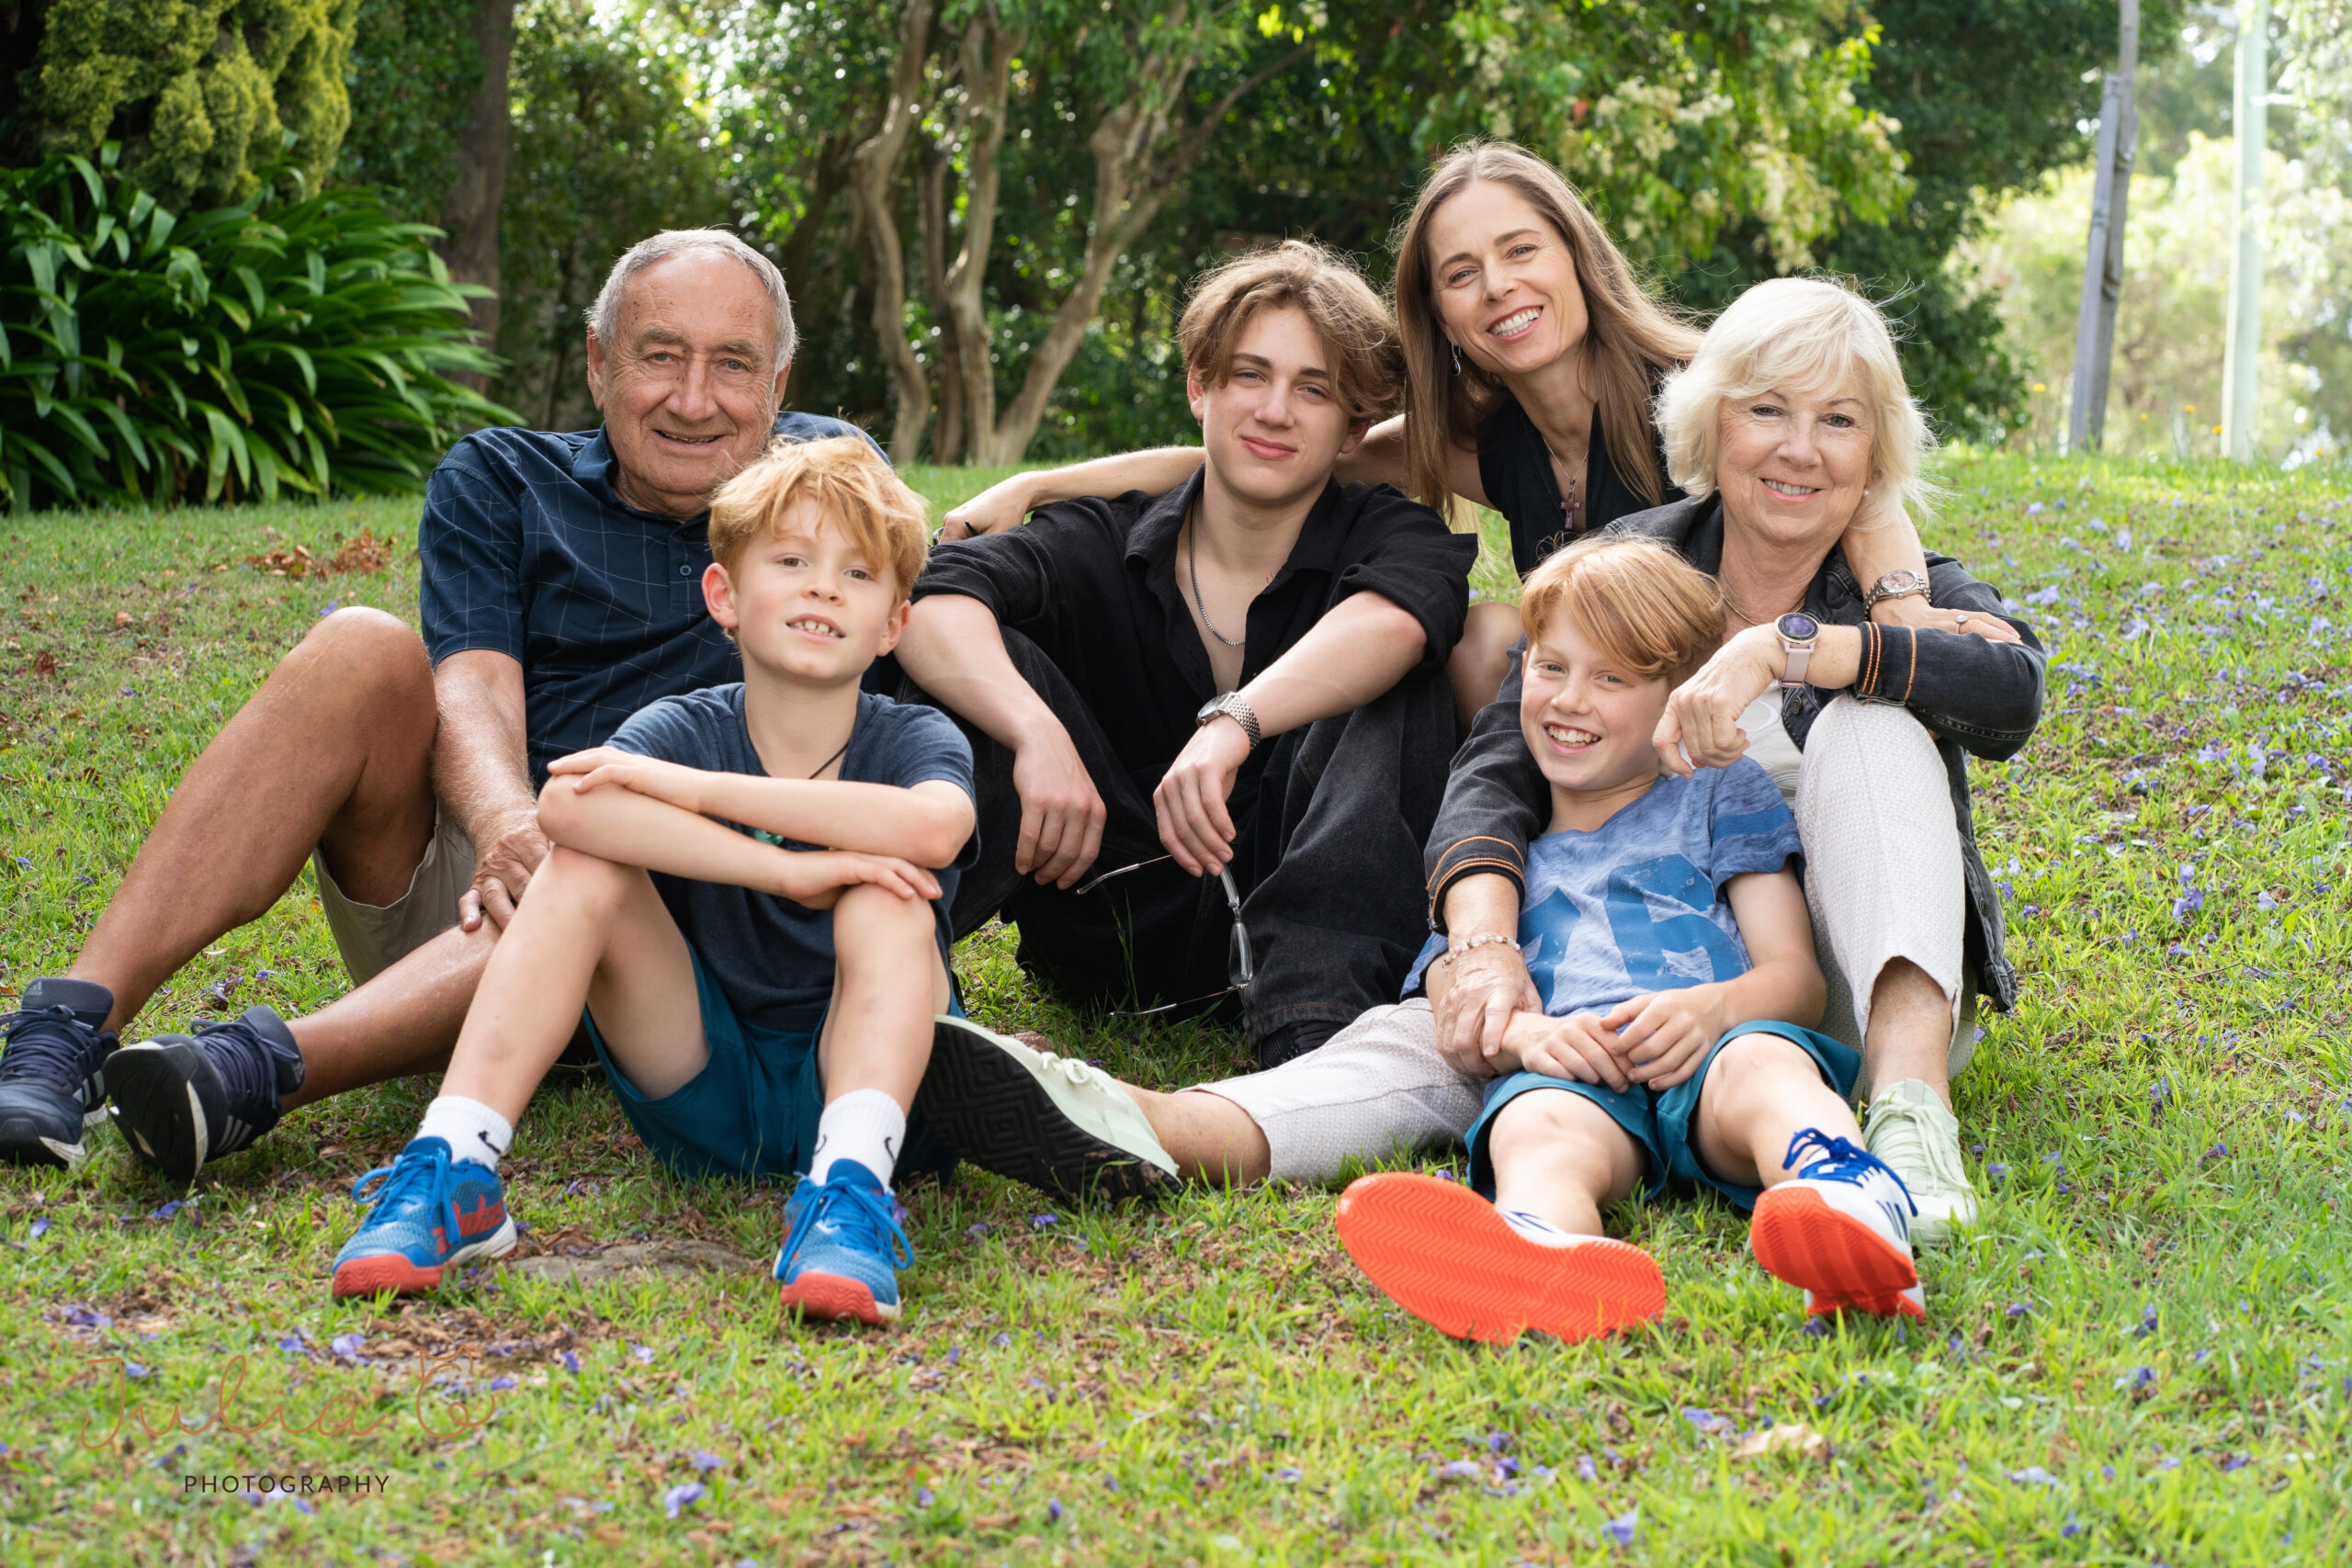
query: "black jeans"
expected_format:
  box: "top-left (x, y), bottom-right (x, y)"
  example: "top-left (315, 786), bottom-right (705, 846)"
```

top-left (881, 630), bottom-right (1455, 1067)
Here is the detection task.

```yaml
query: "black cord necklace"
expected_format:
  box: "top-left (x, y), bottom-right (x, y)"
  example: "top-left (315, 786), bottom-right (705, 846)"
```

top-left (808, 732), bottom-right (852, 779)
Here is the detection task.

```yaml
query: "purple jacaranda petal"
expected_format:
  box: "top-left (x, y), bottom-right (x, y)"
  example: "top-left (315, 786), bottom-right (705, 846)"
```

top-left (989, 1333), bottom-right (1011, 1348)
top-left (1273, 1466), bottom-right (1303, 1482)
top-left (125, 1362), bottom-right (149, 1379)
top-left (560, 1350), bottom-right (580, 1373)
top-left (1438, 1459), bottom-right (1482, 1480)
top-left (1603, 1508), bottom-right (1639, 1546)
top-left (28, 1218), bottom-right (47, 1241)
top-left (692, 1450), bottom-right (724, 1472)
top-left (662, 1482), bottom-right (704, 1518)
top-left (1680, 1407), bottom-right (1729, 1435)
top-left (330, 1333), bottom-right (365, 1360)
top-left (1577, 1454), bottom-right (1598, 1480)
top-left (914, 1486), bottom-right (935, 1507)
top-left (1046, 1498), bottom-right (1066, 1523)
top-left (966, 1223), bottom-right (992, 1240)
top-left (2008, 1466), bottom-right (2060, 1487)
top-left (486, 1376), bottom-right (517, 1393)
top-left (630, 1344), bottom-right (654, 1363)
top-left (1031, 1213), bottom-right (1058, 1229)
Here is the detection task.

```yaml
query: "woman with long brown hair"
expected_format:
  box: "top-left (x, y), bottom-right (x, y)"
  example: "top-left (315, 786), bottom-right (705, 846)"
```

top-left (941, 141), bottom-right (1982, 720)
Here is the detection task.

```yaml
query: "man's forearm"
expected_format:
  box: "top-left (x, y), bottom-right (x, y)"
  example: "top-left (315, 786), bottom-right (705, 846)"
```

top-left (1019, 447), bottom-right (1204, 510)
top-left (433, 651), bottom-right (537, 843)
top-left (893, 596), bottom-right (1061, 749)
top-left (1237, 592), bottom-right (1425, 738)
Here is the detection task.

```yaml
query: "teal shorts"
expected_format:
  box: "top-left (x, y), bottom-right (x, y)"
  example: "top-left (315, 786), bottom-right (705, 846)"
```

top-left (583, 946), bottom-right (957, 1184)
top-left (1464, 1020), bottom-right (1859, 1213)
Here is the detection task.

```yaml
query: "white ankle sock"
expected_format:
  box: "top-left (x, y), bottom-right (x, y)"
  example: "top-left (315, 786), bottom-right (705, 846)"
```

top-left (1501, 1209), bottom-right (1592, 1249)
top-left (419, 1096), bottom-right (514, 1170)
top-left (808, 1089), bottom-right (907, 1188)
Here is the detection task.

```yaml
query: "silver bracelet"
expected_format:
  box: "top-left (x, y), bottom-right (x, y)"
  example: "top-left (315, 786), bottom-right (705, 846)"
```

top-left (1447, 932), bottom-right (1521, 957)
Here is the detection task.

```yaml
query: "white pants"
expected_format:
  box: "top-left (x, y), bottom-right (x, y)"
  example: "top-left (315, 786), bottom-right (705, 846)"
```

top-left (1193, 696), bottom-right (1973, 1184)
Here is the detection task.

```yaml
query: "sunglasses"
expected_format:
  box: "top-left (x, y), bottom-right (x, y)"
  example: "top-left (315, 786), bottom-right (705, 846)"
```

top-left (1073, 854), bottom-right (1254, 1019)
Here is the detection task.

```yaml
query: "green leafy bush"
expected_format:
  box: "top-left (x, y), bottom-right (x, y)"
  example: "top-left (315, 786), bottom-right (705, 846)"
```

top-left (0, 146), bottom-right (515, 512)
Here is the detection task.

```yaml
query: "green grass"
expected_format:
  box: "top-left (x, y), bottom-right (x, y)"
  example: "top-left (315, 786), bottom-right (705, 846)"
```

top-left (1, 454), bottom-right (2348, 1565)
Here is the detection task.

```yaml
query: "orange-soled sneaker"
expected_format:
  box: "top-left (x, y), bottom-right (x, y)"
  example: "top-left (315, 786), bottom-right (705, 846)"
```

top-left (774, 1160), bottom-right (909, 1328)
top-left (1335, 1171), bottom-right (1665, 1345)
top-left (330, 1136), bottom-right (516, 1299)
top-left (1748, 1129), bottom-right (1925, 1320)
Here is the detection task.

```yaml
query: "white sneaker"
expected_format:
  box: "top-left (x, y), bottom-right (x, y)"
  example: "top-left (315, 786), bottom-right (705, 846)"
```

top-left (913, 1017), bottom-right (1179, 1203)
top-left (1864, 1078), bottom-right (1978, 1245)
top-left (1749, 1129), bottom-right (1925, 1320)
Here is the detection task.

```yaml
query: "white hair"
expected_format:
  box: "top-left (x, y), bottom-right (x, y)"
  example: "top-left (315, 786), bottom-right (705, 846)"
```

top-left (585, 229), bottom-right (797, 373)
top-left (1656, 276), bottom-right (1934, 532)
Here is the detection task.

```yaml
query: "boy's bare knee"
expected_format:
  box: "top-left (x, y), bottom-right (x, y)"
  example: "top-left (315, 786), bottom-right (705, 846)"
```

top-left (831, 883), bottom-right (936, 952)
top-left (535, 845), bottom-right (634, 913)
top-left (1489, 1089), bottom-right (1611, 1158)
top-left (1709, 1032), bottom-right (1814, 1090)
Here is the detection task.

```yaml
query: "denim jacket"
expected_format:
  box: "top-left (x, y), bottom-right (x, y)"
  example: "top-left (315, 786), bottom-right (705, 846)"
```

top-left (1425, 494), bottom-right (2047, 1012)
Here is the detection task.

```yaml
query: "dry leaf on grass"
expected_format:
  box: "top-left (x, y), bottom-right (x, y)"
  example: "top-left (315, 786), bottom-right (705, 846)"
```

top-left (1734, 1423), bottom-right (1828, 1460)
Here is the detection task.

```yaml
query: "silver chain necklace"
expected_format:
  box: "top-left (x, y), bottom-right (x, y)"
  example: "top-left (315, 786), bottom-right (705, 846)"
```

top-left (1186, 518), bottom-right (1247, 649)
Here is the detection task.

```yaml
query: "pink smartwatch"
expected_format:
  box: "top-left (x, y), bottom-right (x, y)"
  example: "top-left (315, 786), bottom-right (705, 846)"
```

top-left (1774, 612), bottom-right (1821, 689)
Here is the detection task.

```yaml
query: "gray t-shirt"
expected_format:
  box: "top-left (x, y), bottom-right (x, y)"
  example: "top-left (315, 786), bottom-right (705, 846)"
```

top-left (1406, 758), bottom-right (1803, 1016)
top-left (606, 686), bottom-right (977, 1033)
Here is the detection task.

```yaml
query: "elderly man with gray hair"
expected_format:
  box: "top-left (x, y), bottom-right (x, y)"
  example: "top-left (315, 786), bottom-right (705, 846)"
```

top-left (0, 230), bottom-right (876, 1180)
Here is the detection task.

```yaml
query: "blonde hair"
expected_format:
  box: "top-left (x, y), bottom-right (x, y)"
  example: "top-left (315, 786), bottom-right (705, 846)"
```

top-left (1519, 535), bottom-right (1724, 688)
top-left (1392, 141), bottom-right (1702, 519)
top-left (1178, 241), bottom-right (1403, 424)
top-left (1657, 276), bottom-right (1935, 532)
top-left (707, 435), bottom-right (929, 603)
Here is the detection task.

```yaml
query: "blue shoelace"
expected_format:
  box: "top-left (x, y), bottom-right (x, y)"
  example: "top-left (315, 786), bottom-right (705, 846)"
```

top-left (1781, 1129), bottom-right (1918, 1216)
top-left (780, 1176), bottom-right (912, 1273)
top-left (351, 1142), bottom-right (469, 1254)
top-left (0, 1004), bottom-right (101, 1086)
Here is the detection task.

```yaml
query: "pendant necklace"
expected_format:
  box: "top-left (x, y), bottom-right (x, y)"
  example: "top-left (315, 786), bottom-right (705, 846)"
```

top-left (1186, 515), bottom-right (1248, 649)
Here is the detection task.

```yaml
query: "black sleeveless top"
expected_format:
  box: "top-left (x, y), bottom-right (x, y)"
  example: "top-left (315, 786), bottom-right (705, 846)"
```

top-left (1475, 399), bottom-right (1683, 575)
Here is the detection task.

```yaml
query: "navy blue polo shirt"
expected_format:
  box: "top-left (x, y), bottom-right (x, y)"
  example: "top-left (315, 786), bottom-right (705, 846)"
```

top-left (418, 413), bottom-right (880, 784)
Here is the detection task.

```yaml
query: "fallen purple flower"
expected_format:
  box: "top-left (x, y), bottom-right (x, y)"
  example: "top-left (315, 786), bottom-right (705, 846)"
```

top-left (662, 1481), bottom-right (704, 1518)
top-left (1438, 1459), bottom-right (1483, 1480)
top-left (1046, 1498), bottom-right (1066, 1523)
top-left (1602, 1508), bottom-right (1639, 1546)
top-left (914, 1485), bottom-right (934, 1507)
top-left (1680, 1406), bottom-right (1730, 1435)
top-left (486, 1376), bottom-right (518, 1393)
top-left (1031, 1213), bottom-right (1059, 1229)
top-left (692, 1450), bottom-right (724, 1472)
top-left (630, 1344), bottom-right (655, 1363)
top-left (966, 1223), bottom-right (992, 1240)
top-left (1577, 1454), bottom-right (1599, 1481)
top-left (560, 1350), bottom-right (580, 1373)
top-left (330, 1333), bottom-right (365, 1359)
top-left (2008, 1466), bottom-right (2060, 1487)
top-left (1273, 1466), bottom-right (1303, 1483)
top-left (28, 1218), bottom-right (47, 1242)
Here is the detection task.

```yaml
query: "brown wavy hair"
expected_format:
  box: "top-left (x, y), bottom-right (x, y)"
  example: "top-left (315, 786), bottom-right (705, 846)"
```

top-left (1178, 239), bottom-right (1404, 424)
top-left (1392, 142), bottom-right (1702, 521)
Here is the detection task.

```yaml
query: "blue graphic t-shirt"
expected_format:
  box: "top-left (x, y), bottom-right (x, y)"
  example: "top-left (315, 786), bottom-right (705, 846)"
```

top-left (1406, 758), bottom-right (1803, 1017)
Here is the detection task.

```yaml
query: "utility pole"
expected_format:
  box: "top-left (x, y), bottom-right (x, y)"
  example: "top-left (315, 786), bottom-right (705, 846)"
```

top-left (2222, 0), bottom-right (2268, 462)
top-left (2069, 0), bottom-right (2140, 454)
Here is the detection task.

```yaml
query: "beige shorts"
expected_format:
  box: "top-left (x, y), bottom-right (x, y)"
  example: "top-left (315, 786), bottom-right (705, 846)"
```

top-left (310, 808), bottom-right (476, 987)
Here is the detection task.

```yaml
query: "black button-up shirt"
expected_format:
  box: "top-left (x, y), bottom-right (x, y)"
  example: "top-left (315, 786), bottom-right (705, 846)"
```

top-left (418, 412), bottom-right (876, 783)
top-left (910, 470), bottom-right (1476, 807)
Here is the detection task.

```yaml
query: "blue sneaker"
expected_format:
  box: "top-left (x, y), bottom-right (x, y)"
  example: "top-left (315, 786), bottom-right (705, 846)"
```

top-left (774, 1160), bottom-right (910, 1326)
top-left (331, 1136), bottom-right (516, 1299)
top-left (108, 1006), bottom-right (305, 1183)
top-left (1749, 1129), bottom-right (1923, 1320)
top-left (0, 978), bottom-right (119, 1168)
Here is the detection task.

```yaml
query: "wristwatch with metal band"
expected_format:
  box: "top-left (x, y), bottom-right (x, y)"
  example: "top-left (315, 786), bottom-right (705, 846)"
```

top-left (1865, 569), bottom-right (1931, 611)
top-left (1774, 612), bottom-right (1822, 690)
top-left (1195, 692), bottom-right (1261, 750)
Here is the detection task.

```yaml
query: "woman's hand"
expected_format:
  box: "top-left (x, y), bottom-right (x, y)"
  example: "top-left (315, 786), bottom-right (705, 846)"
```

top-left (1653, 626), bottom-right (1781, 777)
top-left (547, 747), bottom-right (706, 813)
top-left (1603, 988), bottom-right (1726, 1089)
top-left (938, 477), bottom-right (1035, 542)
top-left (774, 849), bottom-right (941, 909)
top-left (1872, 591), bottom-right (2022, 644)
top-left (1432, 942), bottom-right (1544, 1077)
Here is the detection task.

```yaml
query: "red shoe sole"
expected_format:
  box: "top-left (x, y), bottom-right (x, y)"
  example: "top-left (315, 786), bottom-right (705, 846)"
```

top-left (332, 1256), bottom-right (447, 1298)
top-left (1335, 1172), bottom-right (1665, 1344)
top-left (1749, 1184), bottom-right (1923, 1318)
top-left (778, 1272), bottom-right (897, 1327)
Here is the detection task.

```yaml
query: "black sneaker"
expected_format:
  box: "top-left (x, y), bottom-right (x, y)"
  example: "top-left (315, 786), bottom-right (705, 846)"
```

top-left (913, 1017), bottom-right (1178, 1204)
top-left (0, 978), bottom-right (119, 1168)
top-left (108, 1006), bottom-right (306, 1183)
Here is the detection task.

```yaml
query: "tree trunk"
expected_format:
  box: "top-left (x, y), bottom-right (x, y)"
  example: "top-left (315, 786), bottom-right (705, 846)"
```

top-left (941, 7), bottom-right (1023, 466)
top-left (976, 34), bottom-right (1309, 464)
top-left (849, 0), bottom-right (936, 465)
top-left (918, 136), bottom-right (966, 464)
top-left (439, 0), bottom-right (517, 390)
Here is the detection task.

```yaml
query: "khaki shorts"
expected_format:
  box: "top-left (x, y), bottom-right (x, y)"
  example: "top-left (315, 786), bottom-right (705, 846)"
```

top-left (310, 808), bottom-right (476, 987)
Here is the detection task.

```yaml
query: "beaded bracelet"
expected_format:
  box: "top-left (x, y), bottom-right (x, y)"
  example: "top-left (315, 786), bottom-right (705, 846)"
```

top-left (1428, 931), bottom-right (1522, 973)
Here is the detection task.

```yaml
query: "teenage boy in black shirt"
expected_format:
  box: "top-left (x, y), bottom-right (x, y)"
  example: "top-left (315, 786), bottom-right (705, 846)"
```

top-left (892, 243), bottom-right (1475, 1099)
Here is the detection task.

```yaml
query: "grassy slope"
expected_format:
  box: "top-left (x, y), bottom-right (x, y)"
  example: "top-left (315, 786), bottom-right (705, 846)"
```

top-left (0, 456), bottom-right (2346, 1567)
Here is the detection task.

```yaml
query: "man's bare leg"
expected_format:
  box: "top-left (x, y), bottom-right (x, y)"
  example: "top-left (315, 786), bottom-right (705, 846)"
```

top-left (1125, 1086), bottom-right (1272, 1185)
top-left (69, 607), bottom-right (440, 1035)
top-left (281, 923), bottom-right (494, 1107)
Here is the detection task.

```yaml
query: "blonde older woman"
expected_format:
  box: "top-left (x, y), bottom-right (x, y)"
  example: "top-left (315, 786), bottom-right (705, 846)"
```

top-left (1427, 277), bottom-right (2045, 1239)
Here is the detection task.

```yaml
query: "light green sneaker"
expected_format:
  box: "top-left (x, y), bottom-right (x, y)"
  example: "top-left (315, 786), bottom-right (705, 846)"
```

top-left (1863, 1078), bottom-right (1977, 1246)
top-left (913, 1017), bottom-right (1180, 1203)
